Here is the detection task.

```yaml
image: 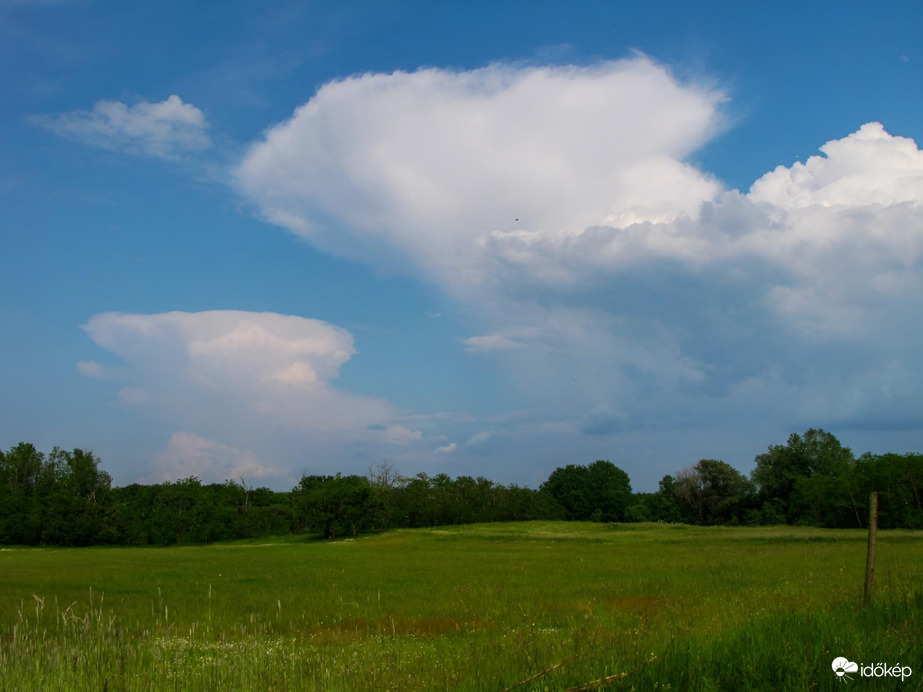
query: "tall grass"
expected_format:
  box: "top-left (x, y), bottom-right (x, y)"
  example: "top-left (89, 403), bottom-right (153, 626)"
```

top-left (0, 523), bottom-right (920, 690)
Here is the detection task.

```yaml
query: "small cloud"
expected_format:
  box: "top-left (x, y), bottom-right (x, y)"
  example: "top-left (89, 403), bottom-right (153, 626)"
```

top-left (34, 95), bottom-right (211, 159)
top-left (383, 425), bottom-right (423, 445)
top-left (465, 430), bottom-right (500, 456)
top-left (466, 431), bottom-right (492, 448)
top-left (146, 431), bottom-right (279, 484)
top-left (899, 55), bottom-right (910, 63)
top-left (434, 442), bottom-right (457, 454)
top-left (76, 360), bottom-right (105, 378)
top-left (82, 310), bottom-right (392, 433)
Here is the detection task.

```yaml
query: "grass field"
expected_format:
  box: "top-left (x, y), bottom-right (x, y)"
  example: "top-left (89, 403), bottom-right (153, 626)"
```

top-left (0, 522), bottom-right (920, 691)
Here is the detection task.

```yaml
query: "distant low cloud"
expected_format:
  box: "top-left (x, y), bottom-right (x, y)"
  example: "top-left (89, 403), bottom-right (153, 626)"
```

top-left (383, 425), bottom-right (423, 444)
top-left (78, 310), bottom-right (420, 482)
top-left (146, 431), bottom-right (279, 484)
top-left (80, 310), bottom-right (392, 433)
top-left (35, 95), bottom-right (211, 159)
top-left (466, 431), bottom-right (493, 448)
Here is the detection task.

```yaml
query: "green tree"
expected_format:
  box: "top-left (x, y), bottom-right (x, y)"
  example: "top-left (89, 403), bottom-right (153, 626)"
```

top-left (295, 474), bottom-right (378, 538)
top-left (0, 443), bottom-right (45, 544)
top-left (586, 460), bottom-right (633, 522)
top-left (112, 483), bottom-right (158, 544)
top-left (853, 453), bottom-right (923, 529)
top-left (751, 429), bottom-right (855, 525)
top-left (637, 475), bottom-right (684, 523)
top-left (365, 461), bottom-right (406, 529)
top-left (541, 461), bottom-right (632, 522)
top-left (541, 464), bottom-right (592, 520)
top-left (40, 448), bottom-right (114, 545)
top-left (674, 459), bottom-right (752, 525)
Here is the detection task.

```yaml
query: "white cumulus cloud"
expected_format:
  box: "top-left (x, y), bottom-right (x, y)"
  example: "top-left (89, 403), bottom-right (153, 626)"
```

top-left (232, 56), bottom-right (923, 463)
top-left (80, 310), bottom-right (393, 433)
top-left (749, 122), bottom-right (923, 210)
top-left (236, 57), bottom-right (724, 294)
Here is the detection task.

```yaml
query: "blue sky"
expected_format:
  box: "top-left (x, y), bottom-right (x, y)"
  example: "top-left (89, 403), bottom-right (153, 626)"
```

top-left (3, 0), bottom-right (922, 491)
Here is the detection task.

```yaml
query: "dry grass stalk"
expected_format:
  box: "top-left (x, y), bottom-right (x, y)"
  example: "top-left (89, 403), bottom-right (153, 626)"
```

top-left (563, 655), bottom-right (656, 692)
top-left (501, 654), bottom-right (579, 692)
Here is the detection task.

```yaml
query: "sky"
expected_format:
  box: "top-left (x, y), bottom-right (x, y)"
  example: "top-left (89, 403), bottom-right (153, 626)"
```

top-left (2, 0), bottom-right (923, 492)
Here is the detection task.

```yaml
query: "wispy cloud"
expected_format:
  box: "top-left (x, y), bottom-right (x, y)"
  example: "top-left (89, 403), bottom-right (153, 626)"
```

top-left (35, 95), bottom-right (211, 159)
top-left (463, 334), bottom-right (520, 353)
top-left (75, 360), bottom-right (105, 378)
top-left (466, 431), bottom-right (493, 448)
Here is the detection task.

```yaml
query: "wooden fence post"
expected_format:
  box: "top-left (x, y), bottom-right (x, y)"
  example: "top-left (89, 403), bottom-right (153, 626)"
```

top-left (864, 491), bottom-right (878, 604)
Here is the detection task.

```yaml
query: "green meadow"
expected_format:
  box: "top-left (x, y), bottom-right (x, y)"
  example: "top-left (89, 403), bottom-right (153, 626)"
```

top-left (0, 522), bottom-right (920, 691)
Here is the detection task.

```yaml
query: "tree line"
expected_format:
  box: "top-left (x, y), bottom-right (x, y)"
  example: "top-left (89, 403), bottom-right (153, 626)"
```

top-left (633, 429), bottom-right (923, 529)
top-left (1, 429), bottom-right (921, 546)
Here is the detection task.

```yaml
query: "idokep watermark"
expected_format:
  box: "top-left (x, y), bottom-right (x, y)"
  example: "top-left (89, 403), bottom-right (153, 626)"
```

top-left (832, 657), bottom-right (912, 682)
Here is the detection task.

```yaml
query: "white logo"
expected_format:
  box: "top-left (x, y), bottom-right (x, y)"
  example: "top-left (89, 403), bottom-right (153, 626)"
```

top-left (832, 657), bottom-right (912, 682)
top-left (832, 657), bottom-right (858, 682)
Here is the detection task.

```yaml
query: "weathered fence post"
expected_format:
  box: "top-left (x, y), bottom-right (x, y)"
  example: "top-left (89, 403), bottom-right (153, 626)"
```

top-left (864, 491), bottom-right (878, 604)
